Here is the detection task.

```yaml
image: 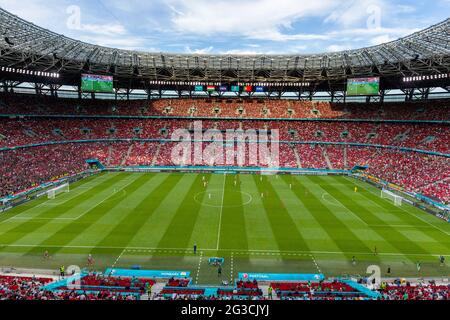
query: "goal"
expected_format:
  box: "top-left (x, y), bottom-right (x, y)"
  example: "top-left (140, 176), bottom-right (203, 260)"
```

top-left (381, 189), bottom-right (403, 206)
top-left (47, 183), bottom-right (70, 199)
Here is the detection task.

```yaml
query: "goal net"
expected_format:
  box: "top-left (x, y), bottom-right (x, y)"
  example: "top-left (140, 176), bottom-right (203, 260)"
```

top-left (381, 189), bottom-right (402, 206)
top-left (47, 183), bottom-right (70, 199)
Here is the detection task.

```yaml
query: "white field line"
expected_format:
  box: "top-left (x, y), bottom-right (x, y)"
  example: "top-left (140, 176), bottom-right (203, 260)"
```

top-left (5, 177), bottom-right (137, 223)
top-left (0, 243), bottom-right (448, 258)
top-left (62, 178), bottom-right (136, 220)
top-left (0, 174), bottom-right (116, 224)
top-left (1, 187), bottom-right (89, 224)
top-left (346, 176), bottom-right (450, 237)
top-left (42, 176), bottom-right (114, 205)
top-left (8, 217), bottom-right (77, 221)
top-left (195, 251), bottom-right (204, 285)
top-left (321, 192), bottom-right (369, 226)
top-left (111, 248), bottom-right (127, 268)
top-left (310, 255), bottom-right (322, 274)
top-left (368, 224), bottom-right (436, 228)
top-left (230, 252), bottom-right (234, 282)
top-left (216, 174), bottom-right (227, 251)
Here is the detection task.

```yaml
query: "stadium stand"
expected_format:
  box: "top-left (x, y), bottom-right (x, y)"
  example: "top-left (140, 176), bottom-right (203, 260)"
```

top-left (3, 274), bottom-right (448, 300)
top-left (378, 281), bottom-right (449, 300)
top-left (0, 94), bottom-right (448, 204)
top-left (270, 280), bottom-right (368, 300)
top-left (0, 275), bottom-right (53, 300)
top-left (1, 93), bottom-right (449, 120)
top-left (0, 4), bottom-right (449, 306)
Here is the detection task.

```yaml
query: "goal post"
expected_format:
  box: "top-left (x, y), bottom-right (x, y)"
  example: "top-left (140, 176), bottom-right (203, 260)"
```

top-left (381, 189), bottom-right (403, 206)
top-left (47, 183), bottom-right (70, 199)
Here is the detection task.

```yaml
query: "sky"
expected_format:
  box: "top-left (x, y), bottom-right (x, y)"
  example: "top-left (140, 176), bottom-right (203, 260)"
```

top-left (0, 0), bottom-right (449, 55)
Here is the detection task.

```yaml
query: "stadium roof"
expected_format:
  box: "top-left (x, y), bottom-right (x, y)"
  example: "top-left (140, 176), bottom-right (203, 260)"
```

top-left (0, 7), bottom-right (449, 84)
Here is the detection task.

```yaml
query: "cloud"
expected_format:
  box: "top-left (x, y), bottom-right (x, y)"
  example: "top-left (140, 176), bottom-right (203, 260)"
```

top-left (0, 0), bottom-right (145, 50)
top-left (168, 0), bottom-right (338, 39)
top-left (78, 23), bottom-right (127, 36)
top-left (324, 0), bottom-right (386, 27)
top-left (369, 34), bottom-right (395, 46)
top-left (219, 49), bottom-right (268, 55)
top-left (326, 44), bottom-right (353, 52)
top-left (0, 0), bottom-right (64, 26)
top-left (185, 46), bottom-right (214, 54)
top-left (77, 35), bottom-right (146, 50)
top-left (0, 0), bottom-right (445, 54)
top-left (246, 31), bottom-right (329, 42)
top-left (396, 5), bottom-right (416, 13)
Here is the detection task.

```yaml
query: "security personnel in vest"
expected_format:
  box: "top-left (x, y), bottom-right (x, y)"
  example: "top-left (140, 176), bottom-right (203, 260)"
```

top-left (146, 282), bottom-right (152, 298)
top-left (268, 286), bottom-right (273, 299)
top-left (60, 265), bottom-right (65, 278)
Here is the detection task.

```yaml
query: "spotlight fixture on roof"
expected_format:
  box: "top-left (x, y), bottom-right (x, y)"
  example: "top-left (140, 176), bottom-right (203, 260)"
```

top-left (402, 73), bottom-right (450, 82)
top-left (0, 67), bottom-right (60, 78)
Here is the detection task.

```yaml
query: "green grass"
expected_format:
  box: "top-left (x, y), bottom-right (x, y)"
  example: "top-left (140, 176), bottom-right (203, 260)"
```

top-left (0, 172), bottom-right (449, 285)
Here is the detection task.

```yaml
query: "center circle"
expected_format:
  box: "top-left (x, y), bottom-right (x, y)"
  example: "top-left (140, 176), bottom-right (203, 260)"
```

top-left (194, 190), bottom-right (253, 208)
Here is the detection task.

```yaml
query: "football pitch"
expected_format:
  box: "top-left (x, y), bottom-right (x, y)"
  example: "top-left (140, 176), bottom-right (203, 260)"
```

top-left (0, 172), bottom-right (449, 284)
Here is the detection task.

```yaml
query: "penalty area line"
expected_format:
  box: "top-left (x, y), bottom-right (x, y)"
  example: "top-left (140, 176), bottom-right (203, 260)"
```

top-left (346, 176), bottom-right (450, 237)
top-left (0, 244), bottom-right (448, 258)
top-left (195, 251), bottom-right (204, 285)
top-left (1, 177), bottom-right (137, 224)
top-left (310, 255), bottom-right (322, 274)
top-left (111, 248), bottom-right (127, 268)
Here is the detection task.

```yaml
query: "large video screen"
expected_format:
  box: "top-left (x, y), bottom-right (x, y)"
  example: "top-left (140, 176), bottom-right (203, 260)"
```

top-left (347, 77), bottom-right (380, 96)
top-left (81, 74), bottom-right (114, 93)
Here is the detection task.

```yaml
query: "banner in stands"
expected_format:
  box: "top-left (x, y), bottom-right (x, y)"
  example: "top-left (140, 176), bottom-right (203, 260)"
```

top-left (363, 174), bottom-right (404, 191)
top-left (105, 268), bottom-right (190, 279)
top-left (238, 273), bottom-right (325, 282)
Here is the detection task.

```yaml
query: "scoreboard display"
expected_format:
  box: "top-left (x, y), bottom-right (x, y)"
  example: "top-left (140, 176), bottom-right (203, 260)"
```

top-left (81, 74), bottom-right (114, 93)
top-left (191, 85), bottom-right (267, 93)
top-left (347, 77), bottom-right (380, 96)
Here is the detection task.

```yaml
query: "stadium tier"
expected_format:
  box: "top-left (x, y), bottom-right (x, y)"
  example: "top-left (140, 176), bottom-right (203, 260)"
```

top-left (1, 274), bottom-right (449, 300)
top-left (0, 93), bottom-right (449, 120)
top-left (0, 5), bottom-right (449, 305)
top-left (0, 95), bottom-right (448, 204)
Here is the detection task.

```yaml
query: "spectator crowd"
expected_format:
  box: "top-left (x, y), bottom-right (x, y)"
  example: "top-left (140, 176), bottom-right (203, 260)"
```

top-left (0, 94), bottom-right (448, 204)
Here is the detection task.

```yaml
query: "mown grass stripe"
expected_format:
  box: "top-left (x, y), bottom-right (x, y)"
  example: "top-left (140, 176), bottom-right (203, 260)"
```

top-left (24, 174), bottom-right (151, 255)
top-left (187, 174), bottom-right (224, 250)
top-left (91, 173), bottom-right (185, 255)
top-left (340, 177), bottom-right (421, 225)
top-left (240, 175), bottom-right (280, 251)
top-left (338, 176), bottom-right (450, 250)
top-left (313, 176), bottom-right (433, 258)
top-left (219, 174), bottom-right (249, 252)
top-left (286, 175), bottom-right (376, 260)
top-left (0, 172), bottom-right (109, 223)
top-left (349, 177), bottom-right (450, 237)
top-left (0, 173), bottom-right (127, 245)
top-left (272, 176), bottom-right (342, 253)
top-left (254, 175), bottom-right (309, 252)
top-left (157, 174), bottom-right (210, 249)
top-left (64, 173), bottom-right (170, 249)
